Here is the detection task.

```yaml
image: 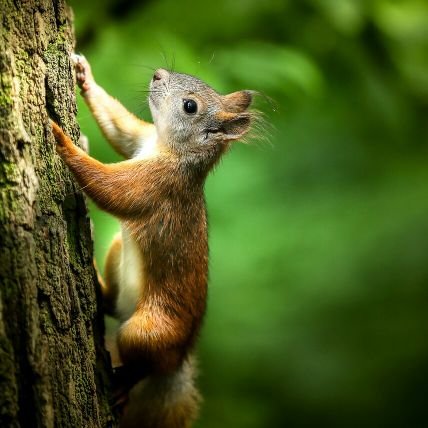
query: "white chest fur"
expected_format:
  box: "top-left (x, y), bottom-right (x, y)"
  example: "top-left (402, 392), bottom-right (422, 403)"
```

top-left (116, 225), bottom-right (145, 321)
top-left (134, 132), bottom-right (159, 159)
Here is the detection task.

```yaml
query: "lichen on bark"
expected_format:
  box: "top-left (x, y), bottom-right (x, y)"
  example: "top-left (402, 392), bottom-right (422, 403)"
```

top-left (0, 1), bottom-right (116, 427)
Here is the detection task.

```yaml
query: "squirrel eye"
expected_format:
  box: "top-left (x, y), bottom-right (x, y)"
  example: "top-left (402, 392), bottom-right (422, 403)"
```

top-left (183, 99), bottom-right (198, 114)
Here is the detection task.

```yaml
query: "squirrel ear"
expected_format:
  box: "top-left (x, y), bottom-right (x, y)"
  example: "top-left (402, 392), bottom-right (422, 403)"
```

top-left (217, 111), bottom-right (252, 141)
top-left (222, 90), bottom-right (253, 113)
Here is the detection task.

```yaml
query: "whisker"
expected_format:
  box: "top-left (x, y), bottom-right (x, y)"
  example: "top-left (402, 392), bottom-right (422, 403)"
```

top-left (171, 52), bottom-right (176, 73)
top-left (136, 89), bottom-right (163, 93)
top-left (160, 49), bottom-right (170, 71)
top-left (130, 63), bottom-right (156, 72)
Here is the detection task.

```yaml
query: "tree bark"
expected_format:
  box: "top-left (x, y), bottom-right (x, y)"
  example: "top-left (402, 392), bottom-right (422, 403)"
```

top-left (0, 1), bottom-right (117, 427)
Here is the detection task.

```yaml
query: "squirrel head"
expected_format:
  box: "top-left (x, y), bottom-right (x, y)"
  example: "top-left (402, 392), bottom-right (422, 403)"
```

top-left (149, 68), bottom-right (254, 172)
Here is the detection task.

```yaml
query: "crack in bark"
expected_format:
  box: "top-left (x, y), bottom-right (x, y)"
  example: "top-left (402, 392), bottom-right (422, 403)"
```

top-left (0, 1), bottom-right (117, 427)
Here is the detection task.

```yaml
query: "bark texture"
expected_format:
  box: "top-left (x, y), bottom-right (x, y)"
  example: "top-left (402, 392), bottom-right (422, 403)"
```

top-left (0, 1), bottom-right (116, 427)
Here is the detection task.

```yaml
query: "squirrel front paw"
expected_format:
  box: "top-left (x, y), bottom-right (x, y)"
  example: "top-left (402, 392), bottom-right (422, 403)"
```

top-left (71, 53), bottom-right (94, 93)
top-left (51, 121), bottom-right (66, 146)
top-left (50, 121), bottom-right (70, 157)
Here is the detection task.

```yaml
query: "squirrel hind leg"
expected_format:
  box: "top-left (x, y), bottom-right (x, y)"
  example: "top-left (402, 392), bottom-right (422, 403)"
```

top-left (120, 356), bottom-right (201, 428)
top-left (99, 233), bottom-right (122, 315)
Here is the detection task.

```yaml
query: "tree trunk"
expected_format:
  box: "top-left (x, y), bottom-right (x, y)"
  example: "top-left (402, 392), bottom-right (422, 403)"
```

top-left (0, 1), bottom-right (117, 427)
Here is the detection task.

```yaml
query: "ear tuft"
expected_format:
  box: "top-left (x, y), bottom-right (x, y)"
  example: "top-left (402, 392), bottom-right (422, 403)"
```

top-left (222, 90), bottom-right (253, 113)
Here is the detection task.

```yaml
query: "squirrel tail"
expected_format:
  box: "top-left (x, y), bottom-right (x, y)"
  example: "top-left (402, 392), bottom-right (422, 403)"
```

top-left (120, 356), bottom-right (201, 428)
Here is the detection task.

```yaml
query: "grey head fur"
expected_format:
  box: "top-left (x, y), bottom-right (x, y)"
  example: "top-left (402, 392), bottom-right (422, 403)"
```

top-left (149, 68), bottom-right (253, 173)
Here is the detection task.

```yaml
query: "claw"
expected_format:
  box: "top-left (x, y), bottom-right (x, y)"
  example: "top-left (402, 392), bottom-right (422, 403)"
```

top-left (71, 53), bottom-right (80, 64)
top-left (110, 365), bottom-right (134, 415)
top-left (111, 386), bottom-right (130, 415)
top-left (111, 364), bottom-right (147, 407)
top-left (71, 53), bottom-right (93, 93)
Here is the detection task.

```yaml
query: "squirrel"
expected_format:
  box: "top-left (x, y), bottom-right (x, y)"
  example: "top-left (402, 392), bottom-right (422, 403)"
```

top-left (50, 54), bottom-right (255, 428)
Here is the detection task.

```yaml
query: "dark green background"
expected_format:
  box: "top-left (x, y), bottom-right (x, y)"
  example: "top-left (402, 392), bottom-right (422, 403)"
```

top-left (70, 1), bottom-right (428, 426)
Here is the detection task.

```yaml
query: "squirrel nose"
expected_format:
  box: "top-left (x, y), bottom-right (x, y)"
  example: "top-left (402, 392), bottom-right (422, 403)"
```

top-left (153, 68), bottom-right (169, 82)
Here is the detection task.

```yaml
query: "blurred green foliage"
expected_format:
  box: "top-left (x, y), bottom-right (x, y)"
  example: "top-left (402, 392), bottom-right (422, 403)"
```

top-left (70, 0), bottom-right (428, 426)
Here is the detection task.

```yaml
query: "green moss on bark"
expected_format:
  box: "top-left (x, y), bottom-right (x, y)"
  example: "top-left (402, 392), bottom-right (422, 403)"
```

top-left (0, 1), bottom-right (117, 427)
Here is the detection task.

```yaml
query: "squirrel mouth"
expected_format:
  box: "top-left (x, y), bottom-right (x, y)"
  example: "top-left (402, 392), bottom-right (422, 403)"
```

top-left (149, 93), bottom-right (158, 108)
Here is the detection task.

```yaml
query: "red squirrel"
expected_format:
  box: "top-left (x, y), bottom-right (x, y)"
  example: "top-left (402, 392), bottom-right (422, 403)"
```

top-left (51, 54), bottom-right (255, 428)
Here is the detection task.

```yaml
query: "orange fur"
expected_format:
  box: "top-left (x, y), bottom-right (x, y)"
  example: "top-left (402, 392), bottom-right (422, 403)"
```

top-left (84, 89), bottom-right (156, 158)
top-left (50, 60), bottom-right (255, 428)
top-left (52, 121), bottom-right (207, 379)
top-left (103, 234), bottom-right (122, 315)
top-left (222, 90), bottom-right (252, 113)
top-left (73, 54), bottom-right (156, 159)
